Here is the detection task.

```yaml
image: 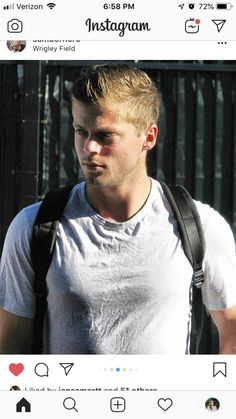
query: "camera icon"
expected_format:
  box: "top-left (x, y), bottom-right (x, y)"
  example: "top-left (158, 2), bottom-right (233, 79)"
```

top-left (7, 19), bottom-right (23, 33)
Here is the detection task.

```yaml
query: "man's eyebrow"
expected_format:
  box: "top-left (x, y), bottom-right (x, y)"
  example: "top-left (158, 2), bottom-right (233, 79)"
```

top-left (72, 123), bottom-right (86, 129)
top-left (72, 123), bottom-right (116, 133)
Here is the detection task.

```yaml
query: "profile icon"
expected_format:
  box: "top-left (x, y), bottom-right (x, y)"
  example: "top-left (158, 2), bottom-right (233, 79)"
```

top-left (7, 40), bottom-right (26, 53)
top-left (10, 385), bottom-right (21, 390)
top-left (205, 398), bottom-right (220, 412)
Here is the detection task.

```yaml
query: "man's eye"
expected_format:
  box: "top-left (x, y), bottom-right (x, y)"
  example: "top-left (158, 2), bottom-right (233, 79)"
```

top-left (74, 128), bottom-right (87, 136)
top-left (97, 133), bottom-right (114, 142)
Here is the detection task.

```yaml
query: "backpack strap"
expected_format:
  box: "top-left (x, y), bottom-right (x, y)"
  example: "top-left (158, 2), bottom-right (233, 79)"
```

top-left (160, 181), bottom-right (206, 354)
top-left (30, 185), bottom-right (74, 354)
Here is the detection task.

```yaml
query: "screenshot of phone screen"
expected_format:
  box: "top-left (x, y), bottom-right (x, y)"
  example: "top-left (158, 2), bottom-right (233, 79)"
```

top-left (0, 1), bottom-right (235, 417)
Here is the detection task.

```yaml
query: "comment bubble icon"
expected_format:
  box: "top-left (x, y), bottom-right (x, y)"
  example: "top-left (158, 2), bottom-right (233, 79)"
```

top-left (34, 363), bottom-right (49, 377)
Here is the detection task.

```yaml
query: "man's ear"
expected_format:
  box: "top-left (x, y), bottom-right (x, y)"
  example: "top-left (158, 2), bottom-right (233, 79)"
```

top-left (142, 124), bottom-right (158, 151)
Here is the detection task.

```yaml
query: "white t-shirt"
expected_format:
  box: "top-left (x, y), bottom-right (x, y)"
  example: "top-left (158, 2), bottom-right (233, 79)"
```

top-left (207, 406), bottom-right (218, 411)
top-left (0, 179), bottom-right (235, 354)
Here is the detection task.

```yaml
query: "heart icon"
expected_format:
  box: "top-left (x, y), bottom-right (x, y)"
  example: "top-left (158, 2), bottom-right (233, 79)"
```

top-left (9, 363), bottom-right (24, 376)
top-left (157, 398), bottom-right (173, 411)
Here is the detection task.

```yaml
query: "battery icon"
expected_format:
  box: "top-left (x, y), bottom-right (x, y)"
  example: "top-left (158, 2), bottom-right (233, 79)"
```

top-left (216, 3), bottom-right (233, 9)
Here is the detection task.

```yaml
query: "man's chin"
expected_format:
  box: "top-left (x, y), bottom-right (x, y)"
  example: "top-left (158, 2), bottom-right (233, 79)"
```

top-left (85, 173), bottom-right (107, 186)
top-left (85, 174), bottom-right (118, 188)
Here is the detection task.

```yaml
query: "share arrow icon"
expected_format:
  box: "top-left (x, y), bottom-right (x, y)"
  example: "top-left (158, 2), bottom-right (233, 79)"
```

top-left (59, 363), bottom-right (74, 376)
top-left (212, 19), bottom-right (226, 33)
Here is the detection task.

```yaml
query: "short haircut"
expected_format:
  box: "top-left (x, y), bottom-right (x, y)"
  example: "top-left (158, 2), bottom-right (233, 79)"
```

top-left (71, 64), bottom-right (160, 133)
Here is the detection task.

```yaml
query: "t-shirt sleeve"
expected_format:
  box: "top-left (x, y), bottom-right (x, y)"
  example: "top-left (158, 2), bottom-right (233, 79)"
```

top-left (197, 202), bottom-right (236, 310)
top-left (0, 205), bottom-right (40, 318)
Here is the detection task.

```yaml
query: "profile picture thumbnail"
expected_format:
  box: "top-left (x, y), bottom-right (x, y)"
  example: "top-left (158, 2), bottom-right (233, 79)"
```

top-left (7, 40), bottom-right (26, 53)
top-left (10, 385), bottom-right (21, 390)
top-left (205, 398), bottom-right (220, 412)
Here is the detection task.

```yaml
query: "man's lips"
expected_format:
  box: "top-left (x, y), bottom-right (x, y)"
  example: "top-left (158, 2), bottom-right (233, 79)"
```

top-left (83, 162), bottom-right (104, 167)
top-left (82, 162), bottom-right (105, 169)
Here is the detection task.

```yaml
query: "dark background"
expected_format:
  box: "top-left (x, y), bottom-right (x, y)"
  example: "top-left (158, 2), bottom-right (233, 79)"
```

top-left (1, 60), bottom-right (236, 353)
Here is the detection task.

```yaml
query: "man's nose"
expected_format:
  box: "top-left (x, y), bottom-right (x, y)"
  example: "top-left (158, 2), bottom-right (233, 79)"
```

top-left (84, 138), bottom-right (101, 154)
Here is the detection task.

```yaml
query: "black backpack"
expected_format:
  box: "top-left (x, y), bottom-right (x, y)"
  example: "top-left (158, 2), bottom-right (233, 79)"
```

top-left (30, 182), bottom-right (206, 354)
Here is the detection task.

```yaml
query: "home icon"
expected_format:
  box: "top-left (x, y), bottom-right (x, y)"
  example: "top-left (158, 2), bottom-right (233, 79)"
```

top-left (16, 397), bottom-right (31, 412)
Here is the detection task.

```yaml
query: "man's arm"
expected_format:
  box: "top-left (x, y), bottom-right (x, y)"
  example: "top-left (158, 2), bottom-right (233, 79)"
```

top-left (0, 308), bottom-right (33, 354)
top-left (210, 305), bottom-right (236, 354)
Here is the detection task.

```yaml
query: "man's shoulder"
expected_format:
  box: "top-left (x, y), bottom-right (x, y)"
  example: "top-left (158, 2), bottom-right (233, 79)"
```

top-left (6, 182), bottom-right (83, 235)
top-left (21, 182), bottom-right (84, 220)
top-left (4, 202), bottom-right (41, 248)
top-left (153, 179), bottom-right (233, 237)
top-left (193, 198), bottom-right (231, 236)
top-left (12, 202), bottom-right (41, 229)
top-left (152, 178), bottom-right (211, 220)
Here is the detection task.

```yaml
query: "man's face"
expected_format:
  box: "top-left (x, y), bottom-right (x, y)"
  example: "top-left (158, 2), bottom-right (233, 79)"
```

top-left (72, 101), bottom-right (154, 188)
top-left (10, 41), bottom-right (21, 51)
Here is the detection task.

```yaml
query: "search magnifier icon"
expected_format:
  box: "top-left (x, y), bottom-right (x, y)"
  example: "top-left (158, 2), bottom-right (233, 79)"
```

top-left (63, 397), bottom-right (78, 412)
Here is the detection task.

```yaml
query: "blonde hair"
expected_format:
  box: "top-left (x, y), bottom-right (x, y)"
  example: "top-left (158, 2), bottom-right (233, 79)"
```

top-left (71, 64), bottom-right (160, 133)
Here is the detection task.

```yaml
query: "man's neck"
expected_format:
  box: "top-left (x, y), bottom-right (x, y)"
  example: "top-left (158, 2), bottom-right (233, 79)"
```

top-left (85, 176), bottom-right (152, 222)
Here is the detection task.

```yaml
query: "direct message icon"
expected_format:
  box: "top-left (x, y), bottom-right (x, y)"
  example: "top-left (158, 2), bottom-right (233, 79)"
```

top-left (213, 362), bottom-right (227, 377)
top-left (59, 363), bottom-right (74, 376)
top-left (157, 398), bottom-right (173, 411)
top-left (212, 19), bottom-right (226, 33)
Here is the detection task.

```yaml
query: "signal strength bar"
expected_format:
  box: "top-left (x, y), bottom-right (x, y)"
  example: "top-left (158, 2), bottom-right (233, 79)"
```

top-left (3, 3), bottom-right (14, 9)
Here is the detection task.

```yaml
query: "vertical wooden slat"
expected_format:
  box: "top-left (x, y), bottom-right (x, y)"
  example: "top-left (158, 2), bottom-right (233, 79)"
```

top-left (233, 74), bottom-right (236, 237)
top-left (220, 72), bottom-right (235, 224)
top-left (184, 70), bottom-right (197, 195)
top-left (48, 69), bottom-right (60, 190)
top-left (37, 66), bottom-right (47, 198)
top-left (161, 70), bottom-right (178, 184)
top-left (19, 61), bottom-right (43, 208)
top-left (195, 72), bottom-right (204, 201)
top-left (175, 71), bottom-right (185, 186)
top-left (0, 64), bottom-right (19, 252)
top-left (202, 71), bottom-right (216, 206)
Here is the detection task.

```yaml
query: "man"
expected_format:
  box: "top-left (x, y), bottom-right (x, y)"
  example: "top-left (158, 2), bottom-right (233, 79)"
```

top-left (0, 64), bottom-right (236, 354)
top-left (7, 40), bottom-right (26, 52)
